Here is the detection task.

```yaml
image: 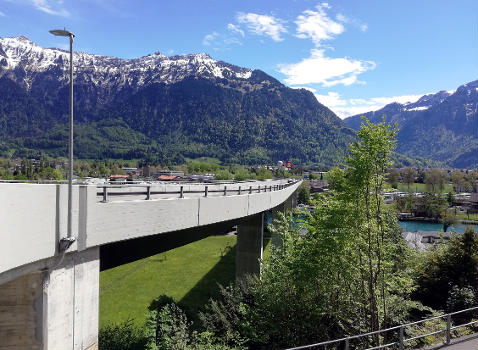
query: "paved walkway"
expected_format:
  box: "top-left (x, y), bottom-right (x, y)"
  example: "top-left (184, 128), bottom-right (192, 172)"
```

top-left (427, 334), bottom-right (478, 350)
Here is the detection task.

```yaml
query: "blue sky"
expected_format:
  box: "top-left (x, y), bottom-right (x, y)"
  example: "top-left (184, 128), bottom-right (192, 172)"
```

top-left (0, 0), bottom-right (477, 118)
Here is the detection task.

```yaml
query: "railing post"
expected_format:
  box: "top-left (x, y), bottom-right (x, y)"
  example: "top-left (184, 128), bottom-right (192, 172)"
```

top-left (249, 186), bottom-right (252, 194)
top-left (238, 186), bottom-right (241, 195)
top-left (345, 337), bottom-right (350, 350)
top-left (224, 185), bottom-right (227, 196)
top-left (102, 186), bottom-right (108, 203)
top-left (146, 185), bottom-right (151, 200)
top-left (399, 325), bottom-right (404, 350)
top-left (446, 314), bottom-right (451, 344)
top-left (180, 186), bottom-right (184, 198)
top-left (205, 186), bottom-right (208, 197)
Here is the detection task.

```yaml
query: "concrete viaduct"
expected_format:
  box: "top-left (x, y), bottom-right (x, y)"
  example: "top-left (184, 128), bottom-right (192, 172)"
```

top-left (0, 179), bottom-right (301, 350)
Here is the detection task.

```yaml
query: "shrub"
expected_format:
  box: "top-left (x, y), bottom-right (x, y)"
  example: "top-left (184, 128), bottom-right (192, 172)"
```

top-left (215, 170), bottom-right (233, 180)
top-left (99, 319), bottom-right (147, 350)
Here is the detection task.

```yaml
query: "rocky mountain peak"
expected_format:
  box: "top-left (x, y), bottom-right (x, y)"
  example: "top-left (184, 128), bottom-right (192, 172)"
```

top-left (0, 36), bottom-right (252, 89)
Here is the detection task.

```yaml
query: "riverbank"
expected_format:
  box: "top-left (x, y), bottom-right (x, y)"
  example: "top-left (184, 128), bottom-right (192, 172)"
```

top-left (399, 216), bottom-right (478, 225)
top-left (399, 220), bottom-right (478, 234)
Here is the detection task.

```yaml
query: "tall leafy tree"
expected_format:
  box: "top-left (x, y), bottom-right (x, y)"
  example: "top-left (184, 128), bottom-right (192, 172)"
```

top-left (261, 118), bottom-right (411, 346)
top-left (402, 167), bottom-right (417, 192)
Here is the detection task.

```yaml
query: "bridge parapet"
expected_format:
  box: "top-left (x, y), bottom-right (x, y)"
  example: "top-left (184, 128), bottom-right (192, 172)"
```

top-left (1, 179), bottom-right (301, 281)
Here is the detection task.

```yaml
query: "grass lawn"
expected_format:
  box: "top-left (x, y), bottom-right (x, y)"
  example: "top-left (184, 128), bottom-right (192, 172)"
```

top-left (452, 211), bottom-right (478, 222)
top-left (395, 182), bottom-right (453, 193)
top-left (100, 235), bottom-right (237, 328)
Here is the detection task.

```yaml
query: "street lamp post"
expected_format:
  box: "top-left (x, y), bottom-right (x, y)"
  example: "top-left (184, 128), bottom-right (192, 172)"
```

top-left (49, 29), bottom-right (76, 250)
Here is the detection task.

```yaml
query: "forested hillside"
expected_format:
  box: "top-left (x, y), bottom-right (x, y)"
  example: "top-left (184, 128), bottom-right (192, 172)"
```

top-left (0, 36), bottom-right (356, 165)
top-left (344, 81), bottom-right (478, 168)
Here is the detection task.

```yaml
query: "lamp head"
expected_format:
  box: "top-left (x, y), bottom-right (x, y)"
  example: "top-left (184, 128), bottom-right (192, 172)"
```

top-left (49, 29), bottom-right (75, 38)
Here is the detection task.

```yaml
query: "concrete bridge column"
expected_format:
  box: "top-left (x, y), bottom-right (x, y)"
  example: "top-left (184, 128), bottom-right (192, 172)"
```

top-left (270, 190), bottom-right (298, 248)
top-left (236, 213), bottom-right (264, 279)
top-left (0, 247), bottom-right (99, 350)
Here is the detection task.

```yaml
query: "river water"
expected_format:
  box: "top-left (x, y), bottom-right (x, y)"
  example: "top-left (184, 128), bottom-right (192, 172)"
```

top-left (399, 220), bottom-right (478, 233)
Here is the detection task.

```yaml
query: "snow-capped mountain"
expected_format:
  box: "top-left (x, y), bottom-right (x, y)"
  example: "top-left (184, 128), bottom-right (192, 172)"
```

top-left (0, 35), bottom-right (251, 93)
top-left (402, 90), bottom-right (451, 112)
top-left (0, 35), bottom-right (356, 166)
top-left (344, 81), bottom-right (478, 168)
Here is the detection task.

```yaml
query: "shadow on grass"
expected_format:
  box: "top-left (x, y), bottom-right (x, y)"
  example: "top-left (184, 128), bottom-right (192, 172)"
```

top-left (178, 241), bottom-right (236, 326)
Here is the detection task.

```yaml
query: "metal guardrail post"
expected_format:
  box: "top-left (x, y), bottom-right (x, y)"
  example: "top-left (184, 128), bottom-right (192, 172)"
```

top-left (238, 186), bottom-right (241, 195)
top-left (224, 185), bottom-right (227, 196)
top-left (146, 186), bottom-right (151, 200)
top-left (102, 186), bottom-right (108, 203)
top-left (180, 186), bottom-right (184, 198)
top-left (446, 314), bottom-right (451, 344)
top-left (269, 185), bottom-right (272, 191)
top-left (205, 186), bottom-right (208, 197)
top-left (399, 326), bottom-right (404, 350)
top-left (249, 186), bottom-right (252, 194)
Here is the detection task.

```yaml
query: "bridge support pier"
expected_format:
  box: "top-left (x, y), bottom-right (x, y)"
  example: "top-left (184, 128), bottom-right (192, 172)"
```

top-left (270, 190), bottom-right (298, 248)
top-left (0, 247), bottom-right (99, 350)
top-left (236, 213), bottom-right (264, 280)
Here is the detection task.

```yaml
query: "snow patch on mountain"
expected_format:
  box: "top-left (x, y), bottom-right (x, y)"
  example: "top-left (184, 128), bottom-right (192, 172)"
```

top-left (405, 106), bottom-right (430, 111)
top-left (0, 36), bottom-right (252, 90)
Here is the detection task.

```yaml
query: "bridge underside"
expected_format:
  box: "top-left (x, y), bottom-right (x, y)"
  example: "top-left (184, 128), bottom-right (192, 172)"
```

top-left (100, 218), bottom-right (242, 270)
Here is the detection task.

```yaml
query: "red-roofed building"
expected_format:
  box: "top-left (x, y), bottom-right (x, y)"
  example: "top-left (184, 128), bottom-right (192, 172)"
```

top-left (158, 175), bottom-right (181, 181)
top-left (109, 174), bottom-right (129, 181)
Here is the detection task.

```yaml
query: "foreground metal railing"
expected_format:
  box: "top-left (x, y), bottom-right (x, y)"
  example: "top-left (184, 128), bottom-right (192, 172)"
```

top-left (285, 306), bottom-right (478, 350)
top-left (97, 179), bottom-right (299, 203)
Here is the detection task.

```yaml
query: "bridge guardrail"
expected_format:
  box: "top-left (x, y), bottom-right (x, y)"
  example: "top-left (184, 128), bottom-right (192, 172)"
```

top-left (285, 306), bottom-right (478, 350)
top-left (96, 179), bottom-right (300, 202)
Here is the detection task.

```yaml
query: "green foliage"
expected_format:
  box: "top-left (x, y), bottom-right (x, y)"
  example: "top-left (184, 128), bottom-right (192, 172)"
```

top-left (297, 181), bottom-right (310, 204)
top-left (425, 169), bottom-right (446, 193)
top-left (99, 320), bottom-right (147, 350)
top-left (200, 279), bottom-right (255, 348)
top-left (387, 168), bottom-right (400, 188)
top-left (198, 118), bottom-right (427, 349)
top-left (146, 301), bottom-right (192, 350)
top-left (233, 168), bottom-right (256, 181)
top-left (215, 169), bottom-right (233, 180)
top-left (412, 227), bottom-right (478, 311)
top-left (255, 168), bottom-right (273, 180)
top-left (441, 210), bottom-right (457, 232)
top-left (187, 161), bottom-right (220, 174)
top-left (145, 296), bottom-right (244, 350)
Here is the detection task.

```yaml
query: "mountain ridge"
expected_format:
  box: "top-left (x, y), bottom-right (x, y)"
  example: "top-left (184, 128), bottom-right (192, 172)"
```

top-left (344, 81), bottom-right (478, 168)
top-left (0, 36), bottom-right (356, 165)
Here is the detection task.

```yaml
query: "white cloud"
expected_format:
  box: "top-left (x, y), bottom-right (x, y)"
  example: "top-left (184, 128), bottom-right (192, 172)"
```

top-left (278, 49), bottom-right (375, 86)
top-left (295, 4), bottom-right (344, 46)
top-left (0, 10), bottom-right (5, 16)
top-left (227, 23), bottom-right (245, 37)
top-left (203, 32), bottom-right (219, 46)
top-left (313, 91), bottom-right (425, 119)
top-left (336, 13), bottom-right (348, 22)
top-left (29, 0), bottom-right (69, 16)
top-left (236, 12), bottom-right (287, 42)
top-left (202, 29), bottom-right (243, 50)
top-left (360, 24), bottom-right (368, 32)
